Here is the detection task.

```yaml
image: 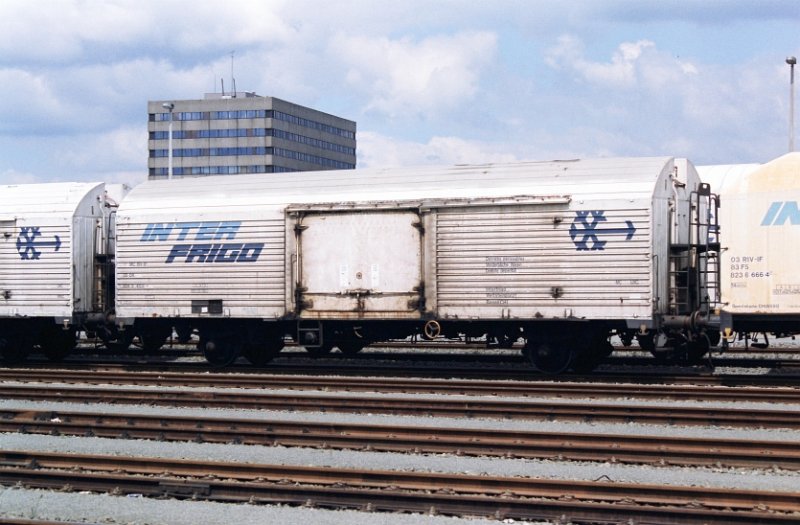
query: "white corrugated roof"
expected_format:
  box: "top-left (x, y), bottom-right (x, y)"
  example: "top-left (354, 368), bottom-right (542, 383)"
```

top-left (121, 157), bottom-right (677, 214)
top-left (699, 153), bottom-right (800, 194)
top-left (0, 182), bottom-right (104, 218)
top-left (696, 163), bottom-right (760, 193)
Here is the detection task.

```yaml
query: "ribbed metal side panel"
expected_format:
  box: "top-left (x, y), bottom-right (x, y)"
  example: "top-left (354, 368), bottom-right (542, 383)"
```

top-left (116, 219), bottom-right (285, 318)
top-left (0, 223), bottom-right (72, 317)
top-left (435, 206), bottom-right (652, 319)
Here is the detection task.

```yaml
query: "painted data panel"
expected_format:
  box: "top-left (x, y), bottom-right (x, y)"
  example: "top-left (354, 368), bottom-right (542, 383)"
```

top-left (116, 218), bottom-right (286, 318)
top-left (722, 192), bottom-right (800, 314)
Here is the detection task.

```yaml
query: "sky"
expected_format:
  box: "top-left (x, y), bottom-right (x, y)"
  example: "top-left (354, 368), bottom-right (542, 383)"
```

top-left (0, 0), bottom-right (798, 187)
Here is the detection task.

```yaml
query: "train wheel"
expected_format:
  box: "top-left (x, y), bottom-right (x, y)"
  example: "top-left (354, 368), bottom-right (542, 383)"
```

top-left (571, 338), bottom-right (612, 373)
top-left (521, 342), bottom-right (532, 360)
top-left (649, 333), bottom-right (689, 362)
top-left (570, 352), bottom-right (600, 373)
top-left (99, 328), bottom-right (134, 352)
top-left (636, 332), bottom-right (655, 353)
top-left (619, 332), bottom-right (634, 347)
top-left (0, 335), bottom-right (32, 364)
top-left (42, 330), bottom-right (76, 362)
top-left (306, 342), bottom-right (333, 358)
top-left (525, 341), bottom-right (573, 374)
top-left (600, 338), bottom-right (615, 357)
top-left (200, 336), bottom-right (241, 367)
top-left (687, 336), bottom-right (710, 362)
top-left (336, 340), bottom-right (365, 356)
top-left (138, 327), bottom-right (172, 353)
top-left (138, 335), bottom-right (165, 353)
top-left (243, 338), bottom-right (285, 367)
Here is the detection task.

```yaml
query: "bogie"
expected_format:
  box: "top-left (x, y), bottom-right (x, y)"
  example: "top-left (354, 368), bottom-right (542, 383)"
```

top-left (40, 328), bottom-right (77, 362)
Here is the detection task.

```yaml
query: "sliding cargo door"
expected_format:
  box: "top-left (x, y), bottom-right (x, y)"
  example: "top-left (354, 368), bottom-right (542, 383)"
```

top-left (297, 211), bottom-right (422, 318)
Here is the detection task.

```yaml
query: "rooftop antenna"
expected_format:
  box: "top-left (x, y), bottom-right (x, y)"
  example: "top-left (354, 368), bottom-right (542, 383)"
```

top-left (230, 50), bottom-right (236, 98)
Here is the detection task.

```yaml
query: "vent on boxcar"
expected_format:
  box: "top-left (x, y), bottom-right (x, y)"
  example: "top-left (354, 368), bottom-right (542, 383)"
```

top-left (191, 299), bottom-right (223, 315)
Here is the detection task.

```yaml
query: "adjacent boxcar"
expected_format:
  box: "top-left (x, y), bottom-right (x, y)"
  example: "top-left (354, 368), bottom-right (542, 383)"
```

top-left (115, 157), bottom-right (719, 371)
top-left (0, 182), bottom-right (115, 361)
top-left (701, 153), bottom-right (800, 336)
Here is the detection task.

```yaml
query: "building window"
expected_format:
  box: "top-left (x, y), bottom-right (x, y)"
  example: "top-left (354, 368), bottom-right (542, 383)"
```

top-left (150, 147), bottom-right (271, 158)
top-left (150, 165), bottom-right (276, 177)
top-left (153, 109), bottom-right (355, 139)
top-left (273, 147), bottom-right (355, 169)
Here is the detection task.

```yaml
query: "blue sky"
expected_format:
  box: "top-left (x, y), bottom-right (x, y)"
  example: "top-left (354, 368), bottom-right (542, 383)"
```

top-left (0, 0), bottom-right (798, 186)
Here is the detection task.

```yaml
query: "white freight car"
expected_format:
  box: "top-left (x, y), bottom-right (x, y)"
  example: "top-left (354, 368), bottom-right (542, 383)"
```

top-left (0, 182), bottom-right (116, 362)
top-left (701, 153), bottom-right (800, 337)
top-left (116, 157), bottom-right (719, 371)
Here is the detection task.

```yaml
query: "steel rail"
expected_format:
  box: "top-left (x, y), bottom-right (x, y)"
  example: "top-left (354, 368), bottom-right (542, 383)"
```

top-left (0, 520), bottom-right (99, 525)
top-left (2, 384), bottom-right (800, 429)
top-left (0, 450), bottom-right (798, 524)
top-left (3, 368), bottom-right (800, 404)
top-left (5, 362), bottom-right (800, 387)
top-left (11, 359), bottom-right (800, 385)
top-left (28, 346), bottom-right (800, 370)
top-left (3, 408), bottom-right (799, 470)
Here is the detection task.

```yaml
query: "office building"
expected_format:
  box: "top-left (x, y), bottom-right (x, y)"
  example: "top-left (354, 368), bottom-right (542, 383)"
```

top-left (148, 93), bottom-right (356, 179)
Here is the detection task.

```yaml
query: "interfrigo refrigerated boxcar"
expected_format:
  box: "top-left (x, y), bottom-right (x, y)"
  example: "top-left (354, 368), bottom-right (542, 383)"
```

top-left (0, 182), bottom-right (117, 362)
top-left (113, 156), bottom-right (720, 372)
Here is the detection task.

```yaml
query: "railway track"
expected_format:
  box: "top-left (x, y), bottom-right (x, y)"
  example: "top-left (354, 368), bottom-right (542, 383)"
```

top-left (33, 345), bottom-right (800, 369)
top-left (0, 521), bottom-right (96, 525)
top-left (2, 383), bottom-right (800, 429)
top-left (3, 368), bottom-right (800, 403)
top-left (6, 361), bottom-right (800, 386)
top-left (3, 407), bottom-right (798, 470)
top-left (1, 450), bottom-right (797, 524)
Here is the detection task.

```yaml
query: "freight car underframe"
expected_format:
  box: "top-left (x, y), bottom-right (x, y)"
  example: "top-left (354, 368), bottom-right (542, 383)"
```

top-left (718, 312), bottom-right (800, 348)
top-left (0, 310), bottom-right (716, 371)
top-left (116, 312), bottom-right (717, 373)
top-left (0, 317), bottom-right (79, 363)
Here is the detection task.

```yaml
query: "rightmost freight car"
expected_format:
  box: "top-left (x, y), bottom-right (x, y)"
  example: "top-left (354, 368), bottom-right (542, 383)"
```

top-left (699, 153), bottom-right (800, 340)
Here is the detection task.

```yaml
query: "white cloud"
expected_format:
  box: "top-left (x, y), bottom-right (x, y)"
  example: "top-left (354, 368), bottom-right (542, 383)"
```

top-left (56, 125), bottom-right (148, 185)
top-left (0, 1), bottom-right (295, 63)
top-left (546, 36), bottom-right (657, 88)
top-left (538, 35), bottom-right (790, 162)
top-left (357, 131), bottom-right (519, 169)
top-left (167, 1), bottom-right (295, 52)
top-left (0, 168), bottom-right (39, 184)
top-left (0, 68), bottom-right (76, 132)
top-left (331, 31), bottom-right (498, 119)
